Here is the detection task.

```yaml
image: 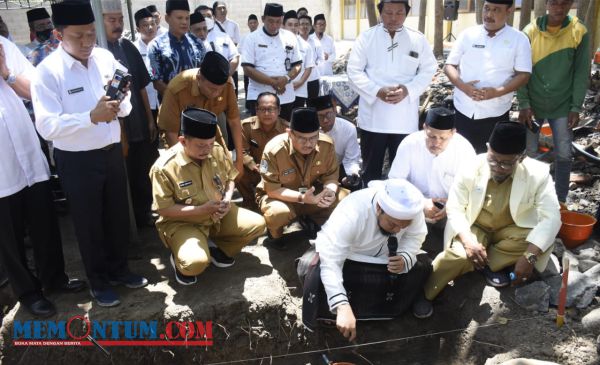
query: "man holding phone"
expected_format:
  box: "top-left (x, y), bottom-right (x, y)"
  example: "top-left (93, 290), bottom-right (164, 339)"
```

top-left (32, 1), bottom-right (147, 308)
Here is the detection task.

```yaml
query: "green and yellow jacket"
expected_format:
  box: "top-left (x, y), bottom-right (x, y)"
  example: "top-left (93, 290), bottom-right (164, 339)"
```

top-left (517, 15), bottom-right (590, 119)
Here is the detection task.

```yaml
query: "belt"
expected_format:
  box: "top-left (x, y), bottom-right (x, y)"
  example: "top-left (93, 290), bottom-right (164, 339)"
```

top-left (100, 143), bottom-right (116, 151)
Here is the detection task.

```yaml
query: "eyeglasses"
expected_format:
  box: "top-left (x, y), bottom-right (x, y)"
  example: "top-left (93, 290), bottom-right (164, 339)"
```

top-left (317, 111), bottom-right (336, 122)
top-left (256, 107), bottom-right (279, 114)
top-left (487, 155), bottom-right (522, 170)
top-left (292, 131), bottom-right (319, 144)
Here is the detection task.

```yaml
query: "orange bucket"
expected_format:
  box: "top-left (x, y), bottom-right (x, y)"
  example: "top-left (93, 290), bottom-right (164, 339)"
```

top-left (559, 211), bottom-right (597, 249)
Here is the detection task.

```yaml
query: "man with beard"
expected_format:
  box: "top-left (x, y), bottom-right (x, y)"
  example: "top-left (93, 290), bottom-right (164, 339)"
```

top-left (103, 0), bottom-right (158, 228)
top-left (444, 0), bottom-right (531, 153)
top-left (302, 179), bottom-right (431, 340)
top-left (422, 122), bottom-right (561, 315)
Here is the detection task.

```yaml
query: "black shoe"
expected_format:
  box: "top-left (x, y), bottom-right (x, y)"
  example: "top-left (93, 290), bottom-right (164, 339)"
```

top-left (264, 234), bottom-right (288, 251)
top-left (299, 216), bottom-right (320, 239)
top-left (46, 279), bottom-right (86, 294)
top-left (412, 294), bottom-right (433, 319)
top-left (90, 287), bottom-right (121, 307)
top-left (481, 266), bottom-right (510, 288)
top-left (170, 255), bottom-right (197, 285)
top-left (108, 273), bottom-right (148, 289)
top-left (23, 297), bottom-right (56, 318)
top-left (209, 247), bottom-right (235, 268)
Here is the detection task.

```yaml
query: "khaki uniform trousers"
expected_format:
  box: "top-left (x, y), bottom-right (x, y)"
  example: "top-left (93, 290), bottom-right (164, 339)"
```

top-left (163, 205), bottom-right (266, 276)
top-left (236, 168), bottom-right (261, 211)
top-left (424, 224), bottom-right (553, 300)
top-left (260, 188), bottom-right (349, 237)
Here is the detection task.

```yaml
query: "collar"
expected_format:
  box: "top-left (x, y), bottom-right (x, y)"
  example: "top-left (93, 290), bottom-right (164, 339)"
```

top-left (168, 31), bottom-right (187, 43)
top-left (57, 44), bottom-right (95, 69)
top-left (482, 23), bottom-right (508, 37)
top-left (191, 71), bottom-right (201, 97)
top-left (252, 117), bottom-right (287, 132)
top-left (382, 24), bottom-right (405, 35)
top-left (262, 26), bottom-right (279, 37)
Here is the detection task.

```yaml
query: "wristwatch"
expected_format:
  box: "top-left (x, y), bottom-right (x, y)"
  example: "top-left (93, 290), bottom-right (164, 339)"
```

top-left (523, 252), bottom-right (538, 265)
top-left (3, 71), bottom-right (16, 85)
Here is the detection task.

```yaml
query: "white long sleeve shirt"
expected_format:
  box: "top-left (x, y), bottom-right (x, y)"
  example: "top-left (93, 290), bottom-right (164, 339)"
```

top-left (388, 130), bottom-right (476, 199)
top-left (447, 24), bottom-right (532, 119)
top-left (311, 33), bottom-right (335, 77)
top-left (32, 45), bottom-right (132, 152)
top-left (0, 36), bottom-right (50, 198)
top-left (315, 187), bottom-right (427, 311)
top-left (324, 117), bottom-right (361, 175)
top-left (293, 35), bottom-right (315, 98)
top-left (347, 24), bottom-right (437, 134)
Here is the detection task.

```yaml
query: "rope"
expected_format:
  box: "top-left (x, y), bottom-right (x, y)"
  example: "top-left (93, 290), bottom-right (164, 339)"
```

top-left (206, 314), bottom-right (549, 365)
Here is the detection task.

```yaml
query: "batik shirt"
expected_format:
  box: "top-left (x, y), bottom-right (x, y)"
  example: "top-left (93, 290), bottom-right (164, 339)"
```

top-left (147, 32), bottom-right (206, 84)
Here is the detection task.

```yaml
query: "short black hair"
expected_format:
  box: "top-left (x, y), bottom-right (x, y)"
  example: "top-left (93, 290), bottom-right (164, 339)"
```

top-left (257, 92), bottom-right (280, 107)
top-left (377, 1), bottom-right (411, 14)
top-left (195, 5), bottom-right (212, 14)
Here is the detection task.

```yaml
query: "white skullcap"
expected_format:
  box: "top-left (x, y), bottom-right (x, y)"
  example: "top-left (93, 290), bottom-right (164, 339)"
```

top-left (370, 179), bottom-right (424, 220)
top-left (101, 0), bottom-right (122, 13)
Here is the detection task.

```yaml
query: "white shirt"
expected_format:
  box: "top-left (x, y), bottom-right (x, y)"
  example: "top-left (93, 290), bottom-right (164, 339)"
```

top-left (315, 187), bottom-right (427, 311)
top-left (311, 33), bottom-right (335, 76)
top-left (157, 25), bottom-right (168, 37)
top-left (134, 37), bottom-right (160, 110)
top-left (32, 45), bottom-right (132, 152)
top-left (0, 36), bottom-right (49, 198)
top-left (389, 130), bottom-right (476, 199)
top-left (447, 25), bottom-right (532, 119)
top-left (324, 117), bottom-right (361, 175)
top-left (218, 18), bottom-right (240, 45)
top-left (241, 28), bottom-right (302, 104)
top-left (293, 35), bottom-right (315, 98)
top-left (304, 35), bottom-right (322, 82)
top-left (205, 29), bottom-right (239, 62)
top-left (348, 25), bottom-right (437, 134)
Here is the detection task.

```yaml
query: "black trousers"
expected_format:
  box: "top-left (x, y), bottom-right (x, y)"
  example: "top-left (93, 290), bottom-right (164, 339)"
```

top-left (55, 145), bottom-right (130, 289)
top-left (307, 80), bottom-right (320, 99)
top-left (0, 181), bottom-right (68, 301)
top-left (126, 139), bottom-right (159, 226)
top-left (360, 129), bottom-right (407, 184)
top-left (454, 110), bottom-right (510, 154)
top-left (243, 75), bottom-right (249, 100)
top-left (303, 254), bottom-right (432, 330)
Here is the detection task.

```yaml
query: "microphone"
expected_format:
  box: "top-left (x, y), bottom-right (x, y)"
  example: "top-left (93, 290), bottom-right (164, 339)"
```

top-left (387, 236), bottom-right (398, 278)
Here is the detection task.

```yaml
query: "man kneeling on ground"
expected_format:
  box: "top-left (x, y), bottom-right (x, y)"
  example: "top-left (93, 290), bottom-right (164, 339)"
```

top-left (302, 179), bottom-right (433, 341)
top-left (150, 108), bottom-right (266, 285)
top-left (422, 122), bottom-right (561, 314)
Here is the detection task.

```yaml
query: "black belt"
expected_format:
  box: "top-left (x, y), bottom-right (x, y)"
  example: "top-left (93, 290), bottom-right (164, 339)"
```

top-left (100, 143), bottom-right (116, 151)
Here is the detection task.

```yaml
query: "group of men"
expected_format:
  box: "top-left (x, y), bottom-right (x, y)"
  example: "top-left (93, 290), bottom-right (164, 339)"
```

top-left (0, 0), bottom-right (597, 347)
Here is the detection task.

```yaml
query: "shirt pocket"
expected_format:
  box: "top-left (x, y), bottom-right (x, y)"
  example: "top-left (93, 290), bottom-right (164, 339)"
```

top-left (174, 183), bottom-right (199, 204)
top-left (399, 54), bottom-right (420, 77)
top-left (279, 169), bottom-right (297, 185)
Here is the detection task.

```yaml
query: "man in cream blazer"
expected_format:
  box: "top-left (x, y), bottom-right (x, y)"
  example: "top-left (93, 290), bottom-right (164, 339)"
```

top-left (419, 122), bottom-right (561, 314)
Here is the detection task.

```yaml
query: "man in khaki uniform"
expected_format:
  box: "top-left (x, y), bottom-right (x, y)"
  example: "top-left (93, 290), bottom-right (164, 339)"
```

top-left (257, 108), bottom-right (348, 248)
top-left (150, 108), bottom-right (266, 285)
top-left (158, 51), bottom-right (244, 175)
top-left (419, 122), bottom-right (561, 315)
top-left (238, 92), bottom-right (288, 211)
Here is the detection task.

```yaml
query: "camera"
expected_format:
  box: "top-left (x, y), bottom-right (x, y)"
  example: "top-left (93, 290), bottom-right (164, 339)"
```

top-left (106, 69), bottom-right (132, 101)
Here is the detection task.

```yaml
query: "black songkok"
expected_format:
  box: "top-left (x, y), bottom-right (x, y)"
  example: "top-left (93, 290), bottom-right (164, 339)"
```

top-left (488, 121), bottom-right (526, 155)
top-left (181, 108), bottom-right (217, 139)
top-left (290, 108), bottom-right (320, 133)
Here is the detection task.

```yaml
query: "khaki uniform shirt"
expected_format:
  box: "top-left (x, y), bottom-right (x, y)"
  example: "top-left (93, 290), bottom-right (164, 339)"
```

top-left (256, 133), bottom-right (339, 199)
top-left (150, 142), bottom-right (238, 239)
top-left (475, 176), bottom-right (515, 232)
top-left (157, 68), bottom-right (239, 147)
top-left (241, 116), bottom-right (288, 171)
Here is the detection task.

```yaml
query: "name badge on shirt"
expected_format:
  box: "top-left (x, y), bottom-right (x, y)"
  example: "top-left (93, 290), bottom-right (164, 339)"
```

top-left (472, 44), bottom-right (485, 48)
top-left (282, 168), bottom-right (296, 176)
top-left (258, 44), bottom-right (268, 48)
top-left (68, 87), bottom-right (84, 95)
top-left (179, 180), bottom-right (193, 188)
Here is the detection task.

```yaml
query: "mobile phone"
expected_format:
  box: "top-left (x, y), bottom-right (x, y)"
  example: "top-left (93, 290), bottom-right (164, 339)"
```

top-left (106, 69), bottom-right (132, 101)
top-left (528, 120), bottom-right (541, 134)
top-left (433, 201), bottom-right (445, 210)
